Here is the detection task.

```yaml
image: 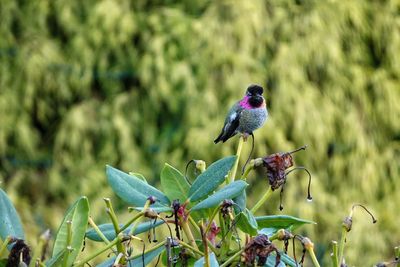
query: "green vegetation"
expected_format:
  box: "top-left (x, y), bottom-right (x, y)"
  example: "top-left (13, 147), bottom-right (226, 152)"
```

top-left (0, 0), bottom-right (399, 265)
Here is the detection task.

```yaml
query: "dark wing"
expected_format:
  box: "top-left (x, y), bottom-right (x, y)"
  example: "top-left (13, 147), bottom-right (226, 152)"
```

top-left (214, 106), bottom-right (242, 143)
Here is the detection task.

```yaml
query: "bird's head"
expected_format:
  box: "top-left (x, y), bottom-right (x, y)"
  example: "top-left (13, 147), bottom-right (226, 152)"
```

top-left (245, 84), bottom-right (265, 108)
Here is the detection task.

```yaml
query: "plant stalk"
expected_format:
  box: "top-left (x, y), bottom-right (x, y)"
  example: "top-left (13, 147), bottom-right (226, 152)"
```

top-left (128, 200), bottom-right (151, 235)
top-left (128, 239), bottom-right (167, 260)
top-left (178, 240), bottom-right (204, 257)
top-left (338, 227), bottom-right (347, 265)
top-left (250, 186), bottom-right (273, 213)
top-left (220, 247), bottom-right (245, 267)
top-left (181, 219), bottom-right (199, 250)
top-left (119, 211), bottom-right (144, 233)
top-left (74, 235), bottom-right (123, 266)
top-left (331, 241), bottom-right (339, 267)
top-left (229, 135), bottom-right (244, 183)
top-left (88, 217), bottom-right (110, 245)
top-left (307, 247), bottom-right (321, 267)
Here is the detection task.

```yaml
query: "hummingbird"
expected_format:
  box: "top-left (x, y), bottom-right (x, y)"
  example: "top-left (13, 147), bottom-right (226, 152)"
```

top-left (214, 84), bottom-right (268, 143)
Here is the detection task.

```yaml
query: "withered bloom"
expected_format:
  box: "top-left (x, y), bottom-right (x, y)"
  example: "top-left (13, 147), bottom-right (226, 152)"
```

top-left (261, 146), bottom-right (312, 210)
top-left (7, 239), bottom-right (31, 267)
top-left (242, 234), bottom-right (280, 266)
top-left (262, 151), bottom-right (294, 190)
top-left (206, 221), bottom-right (220, 246)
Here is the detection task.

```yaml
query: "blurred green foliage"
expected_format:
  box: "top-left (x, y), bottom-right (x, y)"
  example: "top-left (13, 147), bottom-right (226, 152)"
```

top-left (0, 0), bottom-right (399, 265)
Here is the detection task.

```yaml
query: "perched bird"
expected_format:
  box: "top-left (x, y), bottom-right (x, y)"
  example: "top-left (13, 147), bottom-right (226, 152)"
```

top-left (214, 84), bottom-right (268, 143)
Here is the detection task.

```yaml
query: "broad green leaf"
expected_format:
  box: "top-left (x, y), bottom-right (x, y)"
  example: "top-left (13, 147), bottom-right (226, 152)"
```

top-left (280, 252), bottom-right (298, 267)
top-left (235, 208), bottom-right (258, 235)
top-left (160, 247), bottom-right (196, 266)
top-left (0, 188), bottom-right (24, 242)
top-left (52, 196), bottom-right (89, 266)
top-left (194, 252), bottom-right (219, 267)
top-left (96, 257), bottom-right (114, 267)
top-left (233, 190), bottom-right (246, 213)
top-left (264, 253), bottom-right (286, 267)
top-left (0, 259), bottom-right (7, 267)
top-left (258, 227), bottom-right (278, 236)
top-left (256, 215), bottom-right (316, 231)
top-left (161, 163), bottom-right (190, 202)
top-left (46, 249), bottom-right (66, 267)
top-left (134, 206), bottom-right (172, 213)
top-left (188, 156), bottom-right (236, 202)
top-left (128, 244), bottom-right (165, 266)
top-left (129, 172), bottom-right (148, 183)
top-left (86, 220), bottom-right (164, 242)
top-left (190, 180), bottom-right (247, 211)
top-left (107, 165), bottom-right (170, 207)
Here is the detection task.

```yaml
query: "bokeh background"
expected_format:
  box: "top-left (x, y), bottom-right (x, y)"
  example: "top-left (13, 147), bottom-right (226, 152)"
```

top-left (1, 0), bottom-right (399, 265)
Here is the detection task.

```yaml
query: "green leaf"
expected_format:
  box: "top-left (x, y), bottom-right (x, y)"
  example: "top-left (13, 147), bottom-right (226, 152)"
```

top-left (52, 196), bottom-right (89, 266)
top-left (46, 249), bottom-right (66, 267)
top-left (128, 244), bottom-right (165, 266)
top-left (85, 220), bottom-right (164, 242)
top-left (235, 208), bottom-right (258, 235)
top-left (190, 180), bottom-right (247, 211)
top-left (194, 252), bottom-right (219, 267)
top-left (161, 163), bottom-right (190, 202)
top-left (264, 253), bottom-right (286, 267)
top-left (233, 190), bottom-right (246, 213)
top-left (98, 244), bottom-right (166, 267)
top-left (129, 172), bottom-right (148, 183)
top-left (0, 188), bottom-right (24, 241)
top-left (107, 165), bottom-right (170, 207)
top-left (280, 252), bottom-right (298, 267)
top-left (0, 259), bottom-right (7, 267)
top-left (188, 156), bottom-right (236, 202)
top-left (256, 215), bottom-right (316, 231)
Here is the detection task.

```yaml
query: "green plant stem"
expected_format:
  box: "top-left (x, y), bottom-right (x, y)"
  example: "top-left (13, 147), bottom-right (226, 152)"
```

top-left (181, 219), bottom-right (199, 250)
top-left (307, 247), bottom-right (321, 267)
top-left (128, 239), bottom-right (166, 260)
top-left (229, 135), bottom-right (244, 183)
top-left (129, 200), bottom-right (151, 235)
top-left (207, 240), bottom-right (218, 255)
top-left (338, 227), bottom-right (347, 265)
top-left (104, 198), bottom-right (125, 257)
top-left (62, 221), bottom-right (72, 267)
top-left (74, 235), bottom-right (123, 267)
top-left (250, 186), bottom-right (273, 213)
top-left (88, 217), bottom-right (110, 245)
top-left (188, 215), bottom-right (201, 236)
top-left (241, 165), bottom-right (254, 180)
top-left (0, 236), bottom-right (11, 257)
top-left (119, 211), bottom-right (144, 233)
top-left (200, 222), bottom-right (210, 267)
top-left (395, 246), bottom-right (400, 259)
top-left (178, 240), bottom-right (204, 257)
top-left (331, 241), bottom-right (339, 267)
top-left (220, 222), bottom-right (233, 260)
top-left (220, 247), bottom-right (245, 267)
top-left (29, 231), bottom-right (50, 267)
top-left (104, 198), bottom-right (121, 233)
top-left (205, 206), bottom-right (220, 235)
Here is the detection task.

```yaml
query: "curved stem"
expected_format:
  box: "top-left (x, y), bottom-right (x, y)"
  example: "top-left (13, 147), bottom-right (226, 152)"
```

top-left (307, 247), bottom-right (321, 267)
top-left (250, 186), bottom-right (273, 214)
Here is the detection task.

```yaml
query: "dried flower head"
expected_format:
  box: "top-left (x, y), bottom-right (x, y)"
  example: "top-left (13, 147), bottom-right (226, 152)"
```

top-left (242, 234), bottom-right (280, 266)
top-left (261, 145), bottom-right (312, 210)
